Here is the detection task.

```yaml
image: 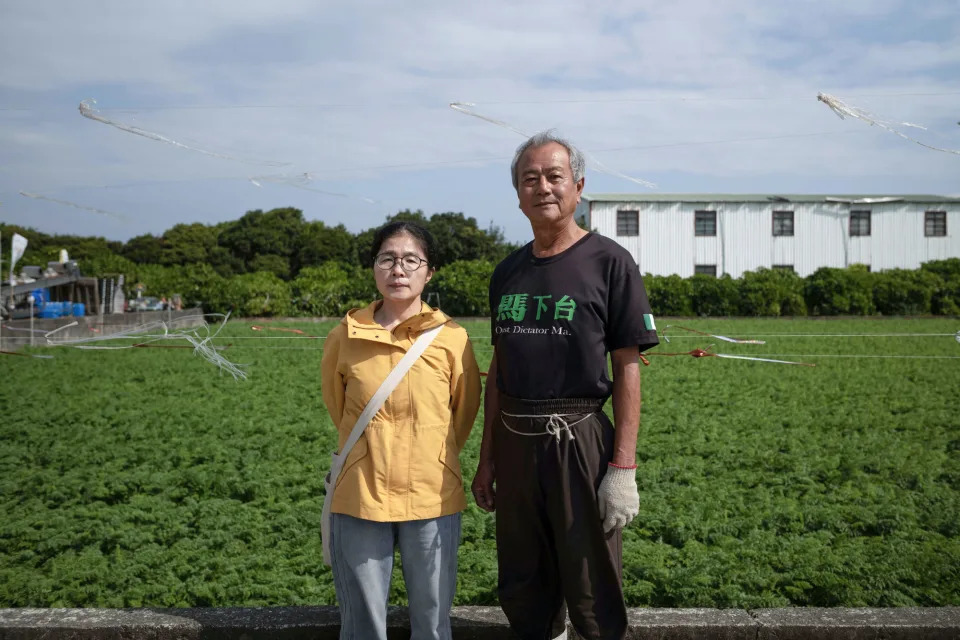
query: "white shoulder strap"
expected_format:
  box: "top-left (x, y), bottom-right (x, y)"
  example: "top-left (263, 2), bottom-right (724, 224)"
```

top-left (329, 322), bottom-right (445, 482)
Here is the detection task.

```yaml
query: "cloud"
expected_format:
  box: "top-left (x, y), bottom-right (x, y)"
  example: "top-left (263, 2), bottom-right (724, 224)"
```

top-left (1, 0), bottom-right (958, 243)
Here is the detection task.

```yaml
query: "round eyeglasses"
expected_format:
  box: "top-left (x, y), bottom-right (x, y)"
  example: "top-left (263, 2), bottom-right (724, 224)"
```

top-left (375, 253), bottom-right (429, 272)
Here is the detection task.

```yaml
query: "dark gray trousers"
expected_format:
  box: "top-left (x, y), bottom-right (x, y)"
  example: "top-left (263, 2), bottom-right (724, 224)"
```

top-left (494, 395), bottom-right (627, 640)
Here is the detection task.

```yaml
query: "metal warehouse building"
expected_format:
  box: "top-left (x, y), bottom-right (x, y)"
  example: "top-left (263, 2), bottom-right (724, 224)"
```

top-left (575, 194), bottom-right (960, 278)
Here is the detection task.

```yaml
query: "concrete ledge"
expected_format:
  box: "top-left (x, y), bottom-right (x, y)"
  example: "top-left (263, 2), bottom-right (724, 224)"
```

top-left (752, 608), bottom-right (960, 640)
top-left (1, 607), bottom-right (958, 639)
top-left (625, 608), bottom-right (757, 639)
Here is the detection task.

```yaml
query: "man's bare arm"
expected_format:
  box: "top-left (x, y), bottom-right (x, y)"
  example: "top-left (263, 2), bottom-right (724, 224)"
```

top-left (610, 346), bottom-right (641, 467)
top-left (596, 346), bottom-right (643, 531)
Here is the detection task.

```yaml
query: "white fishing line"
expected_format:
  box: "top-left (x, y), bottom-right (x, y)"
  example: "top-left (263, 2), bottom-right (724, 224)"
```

top-left (449, 102), bottom-right (657, 188)
top-left (44, 313), bottom-right (248, 380)
top-left (249, 172), bottom-right (378, 203)
top-left (817, 93), bottom-right (960, 155)
top-left (19, 191), bottom-right (127, 220)
top-left (79, 99), bottom-right (291, 167)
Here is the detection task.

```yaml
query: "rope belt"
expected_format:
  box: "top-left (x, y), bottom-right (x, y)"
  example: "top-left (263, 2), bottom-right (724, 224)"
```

top-left (500, 411), bottom-right (596, 442)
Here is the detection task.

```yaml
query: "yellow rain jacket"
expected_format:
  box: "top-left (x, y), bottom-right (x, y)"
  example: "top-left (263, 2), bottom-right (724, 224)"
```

top-left (321, 301), bottom-right (482, 521)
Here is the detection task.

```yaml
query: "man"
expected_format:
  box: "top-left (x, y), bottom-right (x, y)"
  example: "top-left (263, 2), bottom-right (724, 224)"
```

top-left (471, 131), bottom-right (659, 640)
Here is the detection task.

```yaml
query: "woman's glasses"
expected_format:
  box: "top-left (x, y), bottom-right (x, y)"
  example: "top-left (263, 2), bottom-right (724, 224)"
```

top-left (375, 253), bottom-right (429, 272)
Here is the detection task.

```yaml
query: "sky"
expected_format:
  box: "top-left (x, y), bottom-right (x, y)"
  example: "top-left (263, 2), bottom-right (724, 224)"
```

top-left (1, 0), bottom-right (958, 245)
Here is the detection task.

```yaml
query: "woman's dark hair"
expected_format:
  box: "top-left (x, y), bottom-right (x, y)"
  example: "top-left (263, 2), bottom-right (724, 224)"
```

top-left (369, 220), bottom-right (436, 266)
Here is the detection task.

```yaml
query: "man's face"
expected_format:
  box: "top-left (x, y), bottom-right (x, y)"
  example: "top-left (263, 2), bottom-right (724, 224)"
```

top-left (515, 142), bottom-right (584, 226)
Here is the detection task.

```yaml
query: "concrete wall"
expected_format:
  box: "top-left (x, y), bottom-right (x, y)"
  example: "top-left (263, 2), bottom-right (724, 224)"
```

top-left (1, 606), bottom-right (959, 639)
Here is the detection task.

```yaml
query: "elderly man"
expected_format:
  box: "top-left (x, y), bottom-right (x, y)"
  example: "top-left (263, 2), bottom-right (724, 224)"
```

top-left (471, 131), bottom-right (659, 640)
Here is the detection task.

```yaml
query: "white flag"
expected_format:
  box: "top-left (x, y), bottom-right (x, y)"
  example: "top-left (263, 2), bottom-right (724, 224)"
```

top-left (10, 233), bottom-right (28, 286)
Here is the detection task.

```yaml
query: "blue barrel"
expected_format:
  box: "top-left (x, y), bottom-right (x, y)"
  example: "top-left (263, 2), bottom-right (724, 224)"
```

top-left (30, 289), bottom-right (46, 306)
top-left (38, 306), bottom-right (62, 319)
top-left (73, 302), bottom-right (86, 317)
top-left (60, 301), bottom-right (73, 316)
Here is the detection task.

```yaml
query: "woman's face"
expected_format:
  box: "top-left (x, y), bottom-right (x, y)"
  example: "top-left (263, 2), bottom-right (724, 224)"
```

top-left (373, 232), bottom-right (433, 304)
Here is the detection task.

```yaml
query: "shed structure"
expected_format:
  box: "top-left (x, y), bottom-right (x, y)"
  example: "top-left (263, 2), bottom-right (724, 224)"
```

top-left (575, 194), bottom-right (960, 278)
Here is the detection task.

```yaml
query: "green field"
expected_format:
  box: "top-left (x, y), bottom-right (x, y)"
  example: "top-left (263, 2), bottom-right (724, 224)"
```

top-left (1, 317), bottom-right (958, 608)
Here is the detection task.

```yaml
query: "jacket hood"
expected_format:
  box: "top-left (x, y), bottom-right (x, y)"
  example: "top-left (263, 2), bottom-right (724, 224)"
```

top-left (343, 300), bottom-right (450, 337)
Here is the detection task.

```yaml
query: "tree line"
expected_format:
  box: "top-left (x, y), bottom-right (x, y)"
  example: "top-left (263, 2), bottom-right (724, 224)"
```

top-left (1, 208), bottom-right (512, 317)
top-left (4, 207), bottom-right (510, 279)
top-left (3, 210), bottom-right (959, 317)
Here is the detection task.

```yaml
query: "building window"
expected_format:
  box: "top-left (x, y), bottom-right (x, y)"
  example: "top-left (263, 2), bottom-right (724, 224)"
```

top-left (694, 264), bottom-right (717, 276)
top-left (772, 211), bottom-right (794, 236)
top-left (925, 211), bottom-right (947, 237)
top-left (850, 210), bottom-right (871, 236)
top-left (695, 210), bottom-right (717, 236)
top-left (617, 210), bottom-right (639, 236)
top-left (772, 264), bottom-right (795, 273)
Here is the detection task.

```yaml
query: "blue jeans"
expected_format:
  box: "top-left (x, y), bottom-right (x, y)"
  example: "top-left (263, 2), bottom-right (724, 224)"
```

top-left (330, 512), bottom-right (461, 640)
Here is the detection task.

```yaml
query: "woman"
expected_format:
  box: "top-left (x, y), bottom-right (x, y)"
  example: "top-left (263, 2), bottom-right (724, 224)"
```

top-left (321, 221), bottom-right (482, 640)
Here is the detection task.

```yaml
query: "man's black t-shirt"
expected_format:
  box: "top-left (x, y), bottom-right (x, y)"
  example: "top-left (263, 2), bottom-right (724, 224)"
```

top-left (489, 233), bottom-right (659, 400)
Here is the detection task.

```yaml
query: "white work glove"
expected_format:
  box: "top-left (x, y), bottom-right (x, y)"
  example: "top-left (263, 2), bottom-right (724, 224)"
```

top-left (597, 464), bottom-right (640, 533)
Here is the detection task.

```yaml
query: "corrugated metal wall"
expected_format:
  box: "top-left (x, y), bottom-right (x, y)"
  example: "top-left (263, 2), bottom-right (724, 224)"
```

top-left (588, 200), bottom-right (959, 277)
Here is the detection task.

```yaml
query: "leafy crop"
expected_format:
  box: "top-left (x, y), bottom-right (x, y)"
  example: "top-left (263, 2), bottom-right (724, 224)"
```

top-left (1, 317), bottom-right (957, 607)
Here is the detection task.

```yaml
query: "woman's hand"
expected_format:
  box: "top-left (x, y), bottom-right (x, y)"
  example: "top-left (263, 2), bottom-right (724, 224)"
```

top-left (471, 459), bottom-right (496, 512)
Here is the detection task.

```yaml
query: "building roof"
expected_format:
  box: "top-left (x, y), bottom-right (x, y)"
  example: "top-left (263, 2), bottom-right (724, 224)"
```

top-left (0, 273), bottom-right (87, 298)
top-left (582, 193), bottom-right (960, 204)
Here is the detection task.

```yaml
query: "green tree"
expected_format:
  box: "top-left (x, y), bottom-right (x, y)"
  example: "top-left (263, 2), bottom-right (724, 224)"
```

top-left (159, 223), bottom-right (219, 266)
top-left (122, 234), bottom-right (164, 264)
top-left (353, 227), bottom-right (378, 267)
top-left (80, 254), bottom-right (137, 278)
top-left (293, 261), bottom-right (376, 317)
top-left (424, 211), bottom-right (505, 266)
top-left (179, 263), bottom-right (224, 308)
top-left (218, 207), bottom-right (305, 274)
top-left (128, 264), bottom-right (193, 299)
top-left (203, 271), bottom-right (293, 317)
top-left (0, 223), bottom-right (53, 269)
top-left (295, 222), bottom-right (356, 273)
top-left (249, 254), bottom-right (291, 279)
top-left (16, 231), bottom-right (123, 268)
top-left (429, 260), bottom-right (495, 316)
top-left (207, 246), bottom-right (245, 278)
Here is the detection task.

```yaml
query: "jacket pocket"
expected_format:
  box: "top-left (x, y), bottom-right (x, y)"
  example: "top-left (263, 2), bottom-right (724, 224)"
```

top-left (438, 436), bottom-right (462, 484)
top-left (334, 436), bottom-right (369, 490)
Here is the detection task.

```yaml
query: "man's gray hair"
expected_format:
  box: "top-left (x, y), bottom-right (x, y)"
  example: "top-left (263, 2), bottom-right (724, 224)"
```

top-left (510, 130), bottom-right (586, 190)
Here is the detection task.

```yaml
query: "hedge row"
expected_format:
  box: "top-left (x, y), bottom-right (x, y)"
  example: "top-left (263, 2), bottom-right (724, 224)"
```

top-left (645, 260), bottom-right (960, 317)
top-left (120, 258), bottom-right (960, 318)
